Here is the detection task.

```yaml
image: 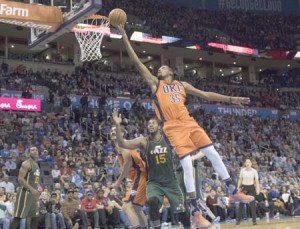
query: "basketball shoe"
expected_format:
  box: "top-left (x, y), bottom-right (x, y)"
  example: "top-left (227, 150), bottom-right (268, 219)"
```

top-left (191, 211), bottom-right (212, 228)
top-left (229, 189), bottom-right (255, 204)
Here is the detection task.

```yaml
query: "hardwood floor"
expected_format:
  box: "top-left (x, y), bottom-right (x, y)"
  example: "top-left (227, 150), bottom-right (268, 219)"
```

top-left (204, 217), bottom-right (300, 229)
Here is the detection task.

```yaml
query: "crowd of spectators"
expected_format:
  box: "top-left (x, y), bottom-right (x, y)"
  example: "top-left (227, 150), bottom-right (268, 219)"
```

top-left (102, 0), bottom-right (300, 50)
top-left (0, 100), bottom-right (299, 227)
top-left (0, 61), bottom-right (299, 227)
top-left (1, 62), bottom-right (300, 111)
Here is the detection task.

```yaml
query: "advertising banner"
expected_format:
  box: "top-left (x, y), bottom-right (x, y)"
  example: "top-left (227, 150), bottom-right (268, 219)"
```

top-left (70, 96), bottom-right (280, 119)
top-left (0, 97), bottom-right (41, 112)
top-left (0, 90), bottom-right (45, 100)
top-left (195, 104), bottom-right (278, 119)
top-left (288, 110), bottom-right (300, 121)
top-left (130, 31), bottom-right (181, 44)
top-left (208, 42), bottom-right (258, 55)
top-left (0, 0), bottom-right (62, 31)
top-left (205, 0), bottom-right (299, 14)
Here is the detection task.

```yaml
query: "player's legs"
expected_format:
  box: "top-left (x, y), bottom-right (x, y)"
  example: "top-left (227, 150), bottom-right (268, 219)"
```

top-left (132, 204), bottom-right (148, 228)
top-left (11, 189), bottom-right (34, 229)
top-left (163, 181), bottom-right (191, 229)
top-left (176, 167), bottom-right (211, 228)
top-left (187, 120), bottom-right (237, 194)
top-left (123, 172), bottom-right (147, 229)
top-left (146, 182), bottom-right (165, 229)
top-left (162, 121), bottom-right (197, 201)
top-left (9, 218), bottom-right (22, 229)
top-left (122, 202), bottom-right (146, 229)
top-left (163, 120), bottom-right (206, 222)
top-left (195, 144), bottom-right (255, 203)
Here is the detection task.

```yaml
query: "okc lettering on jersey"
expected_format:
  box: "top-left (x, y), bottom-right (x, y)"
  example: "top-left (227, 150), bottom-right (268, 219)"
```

top-left (150, 145), bottom-right (167, 155)
top-left (162, 84), bottom-right (184, 103)
top-left (162, 84), bottom-right (184, 94)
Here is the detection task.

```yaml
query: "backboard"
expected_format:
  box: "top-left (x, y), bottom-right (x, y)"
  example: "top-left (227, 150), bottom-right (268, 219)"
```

top-left (29, 0), bottom-right (102, 51)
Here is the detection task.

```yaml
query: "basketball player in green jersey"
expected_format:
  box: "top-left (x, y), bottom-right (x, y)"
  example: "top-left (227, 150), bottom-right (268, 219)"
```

top-left (112, 110), bottom-right (211, 229)
top-left (10, 147), bottom-right (41, 229)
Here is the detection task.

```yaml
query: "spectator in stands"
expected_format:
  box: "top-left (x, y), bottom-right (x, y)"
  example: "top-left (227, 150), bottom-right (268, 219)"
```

top-left (38, 191), bottom-right (51, 229)
top-left (255, 187), bottom-right (269, 219)
top-left (4, 193), bottom-right (15, 220)
top-left (80, 191), bottom-right (100, 229)
top-left (39, 150), bottom-right (54, 165)
top-left (52, 164), bottom-right (61, 183)
top-left (0, 175), bottom-right (15, 194)
top-left (0, 144), bottom-right (11, 160)
top-left (0, 198), bottom-right (10, 229)
top-left (60, 162), bottom-right (73, 184)
top-left (61, 189), bottom-right (80, 229)
top-left (84, 162), bottom-right (97, 182)
top-left (268, 185), bottom-right (282, 218)
top-left (206, 189), bottom-right (224, 222)
top-left (0, 188), bottom-right (6, 202)
top-left (95, 188), bottom-right (121, 228)
top-left (45, 192), bottom-right (66, 229)
top-left (292, 190), bottom-right (300, 215)
top-left (4, 158), bottom-right (16, 174)
top-left (71, 171), bottom-right (83, 188)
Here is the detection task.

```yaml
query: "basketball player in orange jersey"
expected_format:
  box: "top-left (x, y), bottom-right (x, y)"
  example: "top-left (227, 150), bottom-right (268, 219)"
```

top-left (117, 25), bottom-right (255, 224)
top-left (110, 126), bottom-right (148, 229)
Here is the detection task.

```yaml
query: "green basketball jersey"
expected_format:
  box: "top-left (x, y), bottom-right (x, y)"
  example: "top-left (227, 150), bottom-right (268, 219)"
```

top-left (144, 136), bottom-right (176, 183)
top-left (23, 159), bottom-right (40, 190)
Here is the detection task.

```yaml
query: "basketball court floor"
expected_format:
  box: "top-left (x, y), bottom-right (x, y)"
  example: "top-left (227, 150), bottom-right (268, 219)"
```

top-left (197, 217), bottom-right (300, 229)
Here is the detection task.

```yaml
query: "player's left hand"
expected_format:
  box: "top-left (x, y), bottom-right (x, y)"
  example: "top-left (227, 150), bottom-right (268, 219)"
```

top-left (112, 180), bottom-right (121, 190)
top-left (231, 97), bottom-right (250, 106)
top-left (112, 109), bottom-right (122, 124)
top-left (117, 25), bottom-right (126, 37)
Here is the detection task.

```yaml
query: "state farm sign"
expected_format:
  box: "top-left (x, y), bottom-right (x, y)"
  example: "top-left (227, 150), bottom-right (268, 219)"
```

top-left (0, 4), bottom-right (29, 17)
top-left (0, 1), bottom-right (62, 32)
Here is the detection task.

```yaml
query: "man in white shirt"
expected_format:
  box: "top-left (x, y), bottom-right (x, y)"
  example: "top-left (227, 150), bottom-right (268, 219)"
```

top-left (0, 200), bottom-right (10, 229)
top-left (236, 159), bottom-right (259, 225)
top-left (0, 176), bottom-right (15, 194)
top-left (5, 158), bottom-right (16, 173)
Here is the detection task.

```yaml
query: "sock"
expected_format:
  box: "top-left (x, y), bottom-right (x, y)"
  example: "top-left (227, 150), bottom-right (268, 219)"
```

top-left (188, 198), bottom-right (200, 216)
top-left (224, 178), bottom-right (237, 195)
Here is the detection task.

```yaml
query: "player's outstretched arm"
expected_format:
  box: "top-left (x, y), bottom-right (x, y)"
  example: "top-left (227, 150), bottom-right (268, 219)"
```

top-left (112, 109), bottom-right (146, 150)
top-left (114, 149), bottom-right (133, 189)
top-left (182, 81), bottom-right (250, 106)
top-left (117, 25), bottom-right (158, 92)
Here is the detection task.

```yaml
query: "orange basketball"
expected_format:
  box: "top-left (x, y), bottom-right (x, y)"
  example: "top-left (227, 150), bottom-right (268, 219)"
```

top-left (109, 8), bottom-right (127, 27)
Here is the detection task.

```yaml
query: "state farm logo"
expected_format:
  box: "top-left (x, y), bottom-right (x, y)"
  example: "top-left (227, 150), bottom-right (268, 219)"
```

top-left (0, 4), bottom-right (29, 17)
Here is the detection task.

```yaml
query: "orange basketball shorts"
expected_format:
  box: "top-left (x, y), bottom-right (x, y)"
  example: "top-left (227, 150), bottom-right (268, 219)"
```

top-left (123, 170), bottom-right (147, 206)
top-left (162, 117), bottom-right (212, 158)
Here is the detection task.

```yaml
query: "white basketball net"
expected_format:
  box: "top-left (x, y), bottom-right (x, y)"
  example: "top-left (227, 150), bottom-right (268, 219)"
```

top-left (73, 15), bottom-right (110, 62)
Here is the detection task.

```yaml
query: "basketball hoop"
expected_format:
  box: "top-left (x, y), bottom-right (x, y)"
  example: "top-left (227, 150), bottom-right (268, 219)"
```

top-left (73, 15), bottom-right (109, 62)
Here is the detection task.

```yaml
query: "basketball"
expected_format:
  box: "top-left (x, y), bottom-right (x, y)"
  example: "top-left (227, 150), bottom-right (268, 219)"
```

top-left (109, 8), bottom-right (127, 27)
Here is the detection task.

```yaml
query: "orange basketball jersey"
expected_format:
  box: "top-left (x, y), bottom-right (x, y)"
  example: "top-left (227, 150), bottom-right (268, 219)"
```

top-left (153, 80), bottom-right (190, 121)
top-left (118, 150), bottom-right (145, 180)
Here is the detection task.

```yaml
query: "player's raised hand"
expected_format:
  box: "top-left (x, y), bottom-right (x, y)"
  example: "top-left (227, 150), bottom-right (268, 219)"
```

top-left (112, 108), bottom-right (122, 124)
top-left (112, 180), bottom-right (121, 190)
top-left (231, 97), bottom-right (250, 107)
top-left (117, 24), bottom-right (126, 37)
